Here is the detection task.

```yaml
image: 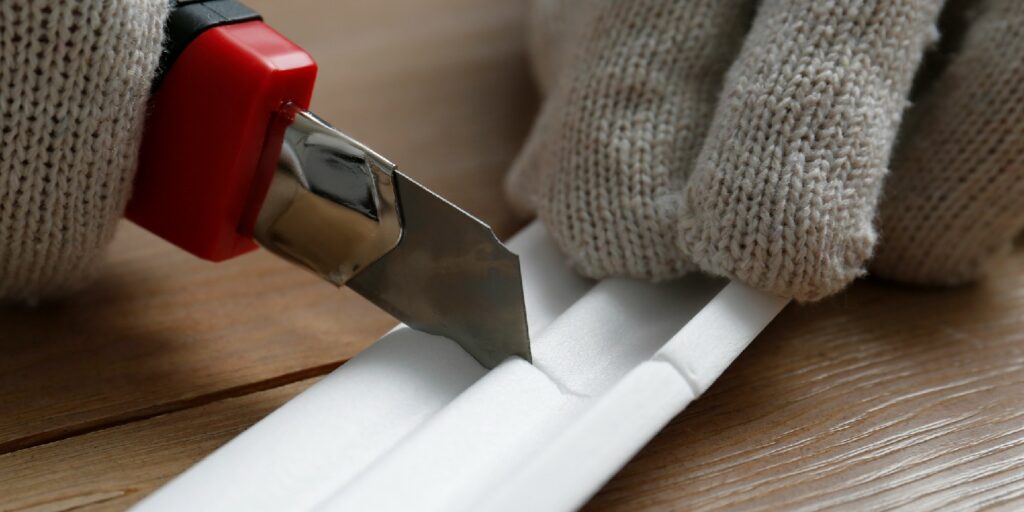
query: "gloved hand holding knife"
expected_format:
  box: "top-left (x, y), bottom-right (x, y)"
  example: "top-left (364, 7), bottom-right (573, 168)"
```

top-left (1, 0), bottom-right (530, 367)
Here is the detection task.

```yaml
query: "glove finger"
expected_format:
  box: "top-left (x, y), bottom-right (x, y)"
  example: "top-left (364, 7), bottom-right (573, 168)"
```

top-left (0, 0), bottom-right (168, 301)
top-left (523, 0), bottom-right (755, 281)
top-left (681, 0), bottom-right (944, 301)
top-left (872, 0), bottom-right (1024, 285)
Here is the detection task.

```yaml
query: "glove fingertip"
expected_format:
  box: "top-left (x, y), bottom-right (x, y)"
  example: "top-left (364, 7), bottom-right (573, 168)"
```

top-left (678, 152), bottom-right (879, 303)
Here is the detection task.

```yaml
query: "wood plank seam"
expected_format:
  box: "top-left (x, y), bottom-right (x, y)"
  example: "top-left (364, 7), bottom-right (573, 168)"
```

top-left (0, 360), bottom-right (348, 455)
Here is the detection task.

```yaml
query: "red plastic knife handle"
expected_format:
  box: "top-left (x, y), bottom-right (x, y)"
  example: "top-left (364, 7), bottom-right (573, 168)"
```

top-left (127, 20), bottom-right (318, 261)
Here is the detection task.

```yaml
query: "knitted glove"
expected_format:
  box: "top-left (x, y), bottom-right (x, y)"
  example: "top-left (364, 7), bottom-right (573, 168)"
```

top-left (0, 0), bottom-right (168, 301)
top-left (507, 0), bottom-right (1024, 301)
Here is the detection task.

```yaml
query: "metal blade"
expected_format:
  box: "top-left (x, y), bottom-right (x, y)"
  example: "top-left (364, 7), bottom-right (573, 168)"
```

top-left (347, 171), bottom-right (531, 368)
top-left (254, 107), bottom-right (530, 368)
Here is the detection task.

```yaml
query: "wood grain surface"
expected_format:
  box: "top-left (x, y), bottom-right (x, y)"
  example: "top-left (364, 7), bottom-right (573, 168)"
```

top-left (588, 248), bottom-right (1024, 511)
top-left (2, 1), bottom-right (1023, 511)
top-left (1, 379), bottom-right (317, 511)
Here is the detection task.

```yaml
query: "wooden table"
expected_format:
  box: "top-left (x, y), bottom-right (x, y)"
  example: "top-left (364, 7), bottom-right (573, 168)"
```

top-left (2, 1), bottom-right (1022, 510)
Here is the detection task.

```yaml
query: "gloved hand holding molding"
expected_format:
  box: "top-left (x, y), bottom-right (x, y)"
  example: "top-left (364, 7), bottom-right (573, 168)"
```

top-left (508, 0), bottom-right (1024, 301)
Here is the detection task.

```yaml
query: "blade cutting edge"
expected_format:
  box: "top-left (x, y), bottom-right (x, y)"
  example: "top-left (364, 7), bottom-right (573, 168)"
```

top-left (347, 171), bottom-right (531, 368)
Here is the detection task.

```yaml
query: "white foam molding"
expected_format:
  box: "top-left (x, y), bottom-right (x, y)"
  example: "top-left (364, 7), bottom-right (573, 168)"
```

top-left (134, 222), bottom-right (788, 512)
top-left (480, 361), bottom-right (697, 512)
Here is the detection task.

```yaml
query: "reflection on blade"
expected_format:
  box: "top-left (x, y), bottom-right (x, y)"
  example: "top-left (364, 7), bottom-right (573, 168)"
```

top-left (348, 171), bottom-right (531, 368)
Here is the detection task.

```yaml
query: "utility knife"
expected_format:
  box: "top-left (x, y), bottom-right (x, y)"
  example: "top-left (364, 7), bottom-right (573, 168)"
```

top-left (127, 0), bottom-right (530, 368)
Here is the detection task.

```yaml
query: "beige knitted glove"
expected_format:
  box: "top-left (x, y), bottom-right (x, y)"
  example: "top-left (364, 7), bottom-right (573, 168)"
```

top-left (0, 0), bottom-right (168, 301)
top-left (508, 0), bottom-right (1024, 301)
